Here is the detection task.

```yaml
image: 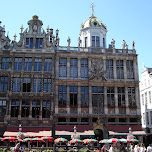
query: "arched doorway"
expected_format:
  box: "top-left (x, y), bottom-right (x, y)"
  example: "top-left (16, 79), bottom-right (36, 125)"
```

top-left (94, 129), bottom-right (103, 140)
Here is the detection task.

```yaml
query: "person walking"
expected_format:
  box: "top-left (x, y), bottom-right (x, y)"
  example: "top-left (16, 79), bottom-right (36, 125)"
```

top-left (147, 144), bottom-right (152, 152)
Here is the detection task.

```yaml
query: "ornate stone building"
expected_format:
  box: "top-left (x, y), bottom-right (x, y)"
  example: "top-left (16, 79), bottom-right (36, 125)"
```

top-left (0, 14), bottom-right (143, 139)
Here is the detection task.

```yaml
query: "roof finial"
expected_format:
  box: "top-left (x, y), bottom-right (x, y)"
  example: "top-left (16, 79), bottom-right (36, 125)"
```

top-left (90, 3), bottom-right (95, 16)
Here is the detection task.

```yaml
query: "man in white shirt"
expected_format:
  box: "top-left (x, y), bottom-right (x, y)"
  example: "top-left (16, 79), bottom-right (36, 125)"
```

top-left (147, 144), bottom-right (152, 152)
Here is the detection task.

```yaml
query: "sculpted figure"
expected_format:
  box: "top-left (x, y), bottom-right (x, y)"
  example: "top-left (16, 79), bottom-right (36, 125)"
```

top-left (111, 39), bottom-right (115, 49)
top-left (132, 40), bottom-right (135, 50)
top-left (122, 40), bottom-right (126, 49)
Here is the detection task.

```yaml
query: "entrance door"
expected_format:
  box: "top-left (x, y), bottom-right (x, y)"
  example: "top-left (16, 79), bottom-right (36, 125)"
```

top-left (94, 129), bottom-right (103, 140)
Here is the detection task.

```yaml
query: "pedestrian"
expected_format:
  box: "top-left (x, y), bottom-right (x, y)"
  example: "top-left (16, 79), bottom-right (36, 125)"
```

top-left (147, 144), bottom-right (152, 152)
top-left (14, 143), bottom-right (21, 152)
top-left (101, 145), bottom-right (106, 152)
top-left (134, 145), bottom-right (139, 152)
top-left (109, 145), bottom-right (114, 152)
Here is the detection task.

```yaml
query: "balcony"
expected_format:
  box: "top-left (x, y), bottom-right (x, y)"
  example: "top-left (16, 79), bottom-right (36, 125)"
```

top-left (92, 108), bottom-right (104, 114)
top-left (57, 46), bottom-right (136, 55)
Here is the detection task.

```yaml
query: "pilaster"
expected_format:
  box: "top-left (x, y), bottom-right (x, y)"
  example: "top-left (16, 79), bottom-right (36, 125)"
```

top-left (113, 59), bottom-right (117, 80)
top-left (77, 85), bottom-right (81, 114)
top-left (89, 86), bottom-right (92, 114)
top-left (78, 58), bottom-right (81, 79)
top-left (67, 57), bottom-right (70, 78)
top-left (55, 57), bottom-right (59, 79)
top-left (114, 86), bottom-right (118, 114)
top-left (123, 60), bottom-right (127, 80)
top-left (104, 86), bottom-right (108, 114)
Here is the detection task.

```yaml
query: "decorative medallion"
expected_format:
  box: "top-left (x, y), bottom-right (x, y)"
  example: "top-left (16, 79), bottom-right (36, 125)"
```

top-left (88, 59), bottom-right (107, 81)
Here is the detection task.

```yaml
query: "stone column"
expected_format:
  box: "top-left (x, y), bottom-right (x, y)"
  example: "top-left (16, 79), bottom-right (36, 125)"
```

top-left (66, 86), bottom-right (70, 114)
top-left (55, 85), bottom-right (58, 114)
top-left (78, 58), bottom-right (81, 78)
top-left (123, 60), bottom-right (127, 80)
top-left (104, 86), bottom-right (108, 114)
top-left (88, 58), bottom-right (91, 71)
top-left (41, 57), bottom-right (45, 73)
top-left (113, 59), bottom-right (117, 80)
top-left (55, 57), bottom-right (59, 79)
top-left (18, 99), bottom-right (22, 120)
top-left (89, 86), bottom-right (92, 114)
top-left (125, 86), bottom-right (129, 114)
top-left (114, 86), bottom-right (118, 114)
top-left (31, 56), bottom-right (34, 72)
top-left (136, 86), bottom-right (140, 115)
top-left (29, 99), bottom-right (32, 119)
top-left (77, 85), bottom-right (81, 114)
top-left (103, 58), bottom-right (106, 72)
top-left (67, 57), bottom-right (70, 78)
top-left (39, 99), bottom-right (43, 120)
top-left (133, 59), bottom-right (139, 81)
top-left (22, 57), bottom-right (25, 73)
top-left (8, 99), bottom-right (11, 116)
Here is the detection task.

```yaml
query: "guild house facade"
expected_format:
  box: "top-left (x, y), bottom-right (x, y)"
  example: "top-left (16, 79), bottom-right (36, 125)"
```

top-left (0, 12), bottom-right (144, 140)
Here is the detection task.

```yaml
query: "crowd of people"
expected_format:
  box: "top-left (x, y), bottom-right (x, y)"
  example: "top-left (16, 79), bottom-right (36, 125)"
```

top-left (101, 143), bottom-right (152, 152)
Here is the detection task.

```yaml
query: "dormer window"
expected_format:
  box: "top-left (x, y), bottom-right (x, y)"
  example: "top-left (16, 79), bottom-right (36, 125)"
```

top-left (92, 36), bottom-right (100, 47)
top-left (93, 22), bottom-right (97, 26)
top-left (26, 38), bottom-right (33, 48)
top-left (36, 38), bottom-right (43, 49)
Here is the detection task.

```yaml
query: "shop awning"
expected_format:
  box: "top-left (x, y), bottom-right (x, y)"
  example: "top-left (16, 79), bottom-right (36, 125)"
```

top-left (3, 126), bottom-right (51, 137)
top-left (4, 125), bottom-right (94, 137)
top-left (107, 125), bottom-right (146, 136)
top-left (56, 125), bottom-right (94, 137)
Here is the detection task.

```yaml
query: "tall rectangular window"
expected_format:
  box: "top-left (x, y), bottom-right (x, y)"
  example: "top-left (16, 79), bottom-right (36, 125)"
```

top-left (81, 86), bottom-right (88, 106)
top-left (34, 58), bottom-right (42, 71)
top-left (43, 79), bottom-right (51, 92)
top-left (127, 60), bottom-right (134, 79)
top-left (142, 94), bottom-right (144, 105)
top-left (149, 91), bottom-right (151, 103)
top-left (0, 100), bottom-right (7, 116)
top-left (11, 99), bottom-right (19, 117)
top-left (145, 92), bottom-right (147, 106)
top-left (70, 59), bottom-right (77, 78)
top-left (22, 100), bottom-right (30, 117)
top-left (92, 36), bottom-right (100, 47)
top-left (1, 57), bottom-right (9, 70)
top-left (0, 77), bottom-right (8, 92)
top-left (85, 37), bottom-right (87, 48)
top-left (32, 100), bottom-right (40, 118)
top-left (128, 87), bottom-right (136, 106)
top-left (59, 58), bottom-right (67, 77)
top-left (24, 58), bottom-right (32, 71)
top-left (118, 87), bottom-right (125, 106)
top-left (14, 57), bottom-right (22, 71)
top-left (81, 59), bottom-right (88, 78)
top-left (147, 112), bottom-right (149, 125)
top-left (143, 113), bottom-right (145, 125)
top-left (106, 59), bottom-right (113, 79)
top-left (26, 38), bottom-right (33, 48)
top-left (70, 86), bottom-right (77, 106)
top-left (92, 86), bottom-right (104, 107)
top-left (151, 111), bottom-right (152, 125)
top-left (116, 60), bottom-right (124, 79)
top-left (42, 100), bottom-right (50, 118)
top-left (23, 78), bottom-right (31, 92)
top-left (36, 38), bottom-right (43, 48)
top-left (59, 86), bottom-right (66, 105)
top-left (107, 87), bottom-right (115, 106)
top-left (13, 78), bottom-right (21, 92)
top-left (96, 36), bottom-right (100, 47)
top-left (33, 78), bottom-right (41, 92)
top-left (103, 38), bottom-right (105, 47)
top-left (44, 58), bottom-right (52, 72)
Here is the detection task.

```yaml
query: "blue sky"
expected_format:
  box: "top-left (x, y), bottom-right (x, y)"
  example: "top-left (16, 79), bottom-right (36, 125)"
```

top-left (0, 0), bottom-right (152, 80)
